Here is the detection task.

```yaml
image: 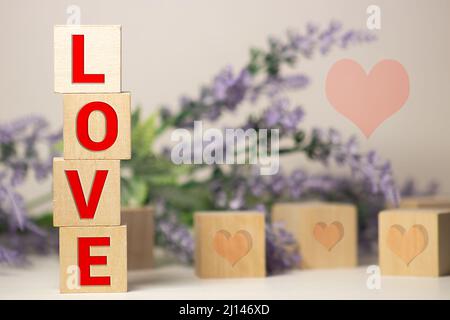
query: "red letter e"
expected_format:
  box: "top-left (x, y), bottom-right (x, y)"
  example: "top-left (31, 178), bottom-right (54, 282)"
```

top-left (78, 237), bottom-right (111, 286)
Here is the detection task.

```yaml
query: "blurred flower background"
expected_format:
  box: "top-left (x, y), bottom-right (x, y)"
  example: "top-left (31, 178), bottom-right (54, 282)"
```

top-left (0, 21), bottom-right (439, 274)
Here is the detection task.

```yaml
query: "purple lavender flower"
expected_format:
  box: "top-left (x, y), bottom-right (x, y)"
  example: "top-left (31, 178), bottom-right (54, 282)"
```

top-left (0, 245), bottom-right (25, 265)
top-left (303, 175), bottom-right (337, 193)
top-left (212, 67), bottom-right (251, 111)
top-left (263, 98), bottom-right (304, 133)
top-left (400, 179), bottom-right (439, 197)
top-left (229, 194), bottom-right (245, 210)
top-left (288, 170), bottom-right (307, 199)
top-left (228, 181), bottom-right (247, 210)
top-left (206, 106), bottom-right (221, 121)
top-left (260, 75), bottom-right (310, 98)
top-left (286, 20), bottom-right (375, 59)
top-left (248, 175), bottom-right (266, 197)
top-left (157, 218), bottom-right (194, 264)
top-left (253, 203), bottom-right (267, 215)
top-left (288, 31), bottom-right (315, 57)
top-left (10, 162), bottom-right (27, 187)
top-left (340, 30), bottom-right (377, 48)
top-left (280, 75), bottom-right (309, 90)
top-left (31, 155), bottom-right (54, 181)
top-left (269, 173), bottom-right (287, 195)
top-left (379, 162), bottom-right (400, 205)
top-left (3, 187), bottom-right (27, 230)
top-left (266, 222), bottom-right (300, 275)
top-left (0, 115), bottom-right (61, 264)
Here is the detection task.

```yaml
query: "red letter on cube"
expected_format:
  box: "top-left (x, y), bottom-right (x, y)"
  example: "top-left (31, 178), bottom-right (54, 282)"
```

top-left (78, 237), bottom-right (111, 286)
top-left (65, 170), bottom-right (109, 219)
top-left (76, 101), bottom-right (118, 151)
top-left (72, 35), bottom-right (105, 83)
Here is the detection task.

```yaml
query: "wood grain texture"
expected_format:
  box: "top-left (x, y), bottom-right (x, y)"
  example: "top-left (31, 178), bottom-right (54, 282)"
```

top-left (59, 225), bottom-right (127, 293)
top-left (54, 25), bottom-right (121, 93)
top-left (399, 196), bottom-right (450, 209)
top-left (63, 93), bottom-right (131, 160)
top-left (379, 209), bottom-right (450, 277)
top-left (53, 158), bottom-right (120, 227)
top-left (195, 212), bottom-right (265, 278)
top-left (272, 202), bottom-right (357, 269)
top-left (121, 207), bottom-right (154, 270)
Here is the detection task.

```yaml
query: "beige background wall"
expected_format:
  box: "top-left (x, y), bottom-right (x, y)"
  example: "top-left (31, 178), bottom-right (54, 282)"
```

top-left (1, 0), bottom-right (449, 210)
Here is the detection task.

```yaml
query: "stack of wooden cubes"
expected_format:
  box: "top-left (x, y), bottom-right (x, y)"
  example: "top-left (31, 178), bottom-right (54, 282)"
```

top-left (53, 25), bottom-right (130, 293)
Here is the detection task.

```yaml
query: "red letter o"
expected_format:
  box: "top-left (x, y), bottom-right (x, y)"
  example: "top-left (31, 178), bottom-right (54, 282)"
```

top-left (76, 101), bottom-right (118, 151)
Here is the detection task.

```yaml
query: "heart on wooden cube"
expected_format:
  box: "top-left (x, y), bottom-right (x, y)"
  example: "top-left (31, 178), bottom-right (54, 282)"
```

top-left (272, 202), bottom-right (357, 269)
top-left (379, 209), bottom-right (450, 277)
top-left (387, 224), bottom-right (428, 266)
top-left (313, 221), bottom-right (344, 251)
top-left (213, 230), bottom-right (252, 266)
top-left (195, 212), bottom-right (265, 278)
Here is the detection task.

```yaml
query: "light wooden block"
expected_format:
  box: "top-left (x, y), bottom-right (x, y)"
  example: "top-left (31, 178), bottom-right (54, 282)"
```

top-left (59, 225), bottom-right (127, 293)
top-left (195, 212), bottom-right (266, 278)
top-left (63, 93), bottom-right (131, 160)
top-left (272, 202), bottom-right (357, 269)
top-left (399, 196), bottom-right (450, 209)
top-left (53, 158), bottom-right (120, 227)
top-left (121, 207), bottom-right (154, 270)
top-left (54, 25), bottom-right (121, 93)
top-left (379, 209), bottom-right (450, 277)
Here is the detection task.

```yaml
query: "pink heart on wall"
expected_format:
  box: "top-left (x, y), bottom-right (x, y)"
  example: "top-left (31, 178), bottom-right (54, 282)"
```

top-left (325, 59), bottom-right (409, 137)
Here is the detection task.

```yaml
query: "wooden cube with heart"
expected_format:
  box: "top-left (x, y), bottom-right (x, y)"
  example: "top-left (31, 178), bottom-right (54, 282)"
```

top-left (379, 209), bottom-right (450, 277)
top-left (272, 202), bottom-right (357, 269)
top-left (194, 212), bottom-right (266, 278)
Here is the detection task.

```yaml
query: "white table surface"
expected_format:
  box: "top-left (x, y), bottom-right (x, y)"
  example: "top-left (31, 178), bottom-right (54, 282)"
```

top-left (1, 255), bottom-right (449, 300)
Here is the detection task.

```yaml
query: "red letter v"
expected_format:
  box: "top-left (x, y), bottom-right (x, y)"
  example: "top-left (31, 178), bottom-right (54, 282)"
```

top-left (65, 170), bottom-right (108, 219)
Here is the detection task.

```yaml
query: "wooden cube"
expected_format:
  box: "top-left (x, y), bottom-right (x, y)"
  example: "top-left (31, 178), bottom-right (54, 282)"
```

top-left (63, 93), bottom-right (131, 160)
top-left (272, 202), bottom-right (357, 269)
top-left (400, 196), bottom-right (450, 209)
top-left (195, 212), bottom-right (265, 278)
top-left (54, 25), bottom-right (121, 93)
top-left (379, 209), bottom-right (450, 277)
top-left (59, 225), bottom-right (127, 293)
top-left (121, 207), bottom-right (154, 270)
top-left (53, 158), bottom-right (120, 227)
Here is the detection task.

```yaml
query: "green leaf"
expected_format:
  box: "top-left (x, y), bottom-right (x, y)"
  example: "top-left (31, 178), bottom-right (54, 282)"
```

top-left (131, 107), bottom-right (141, 128)
top-left (33, 212), bottom-right (54, 228)
top-left (132, 112), bottom-right (158, 159)
top-left (122, 177), bottom-right (149, 207)
top-left (0, 143), bottom-right (17, 161)
top-left (53, 140), bottom-right (64, 154)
